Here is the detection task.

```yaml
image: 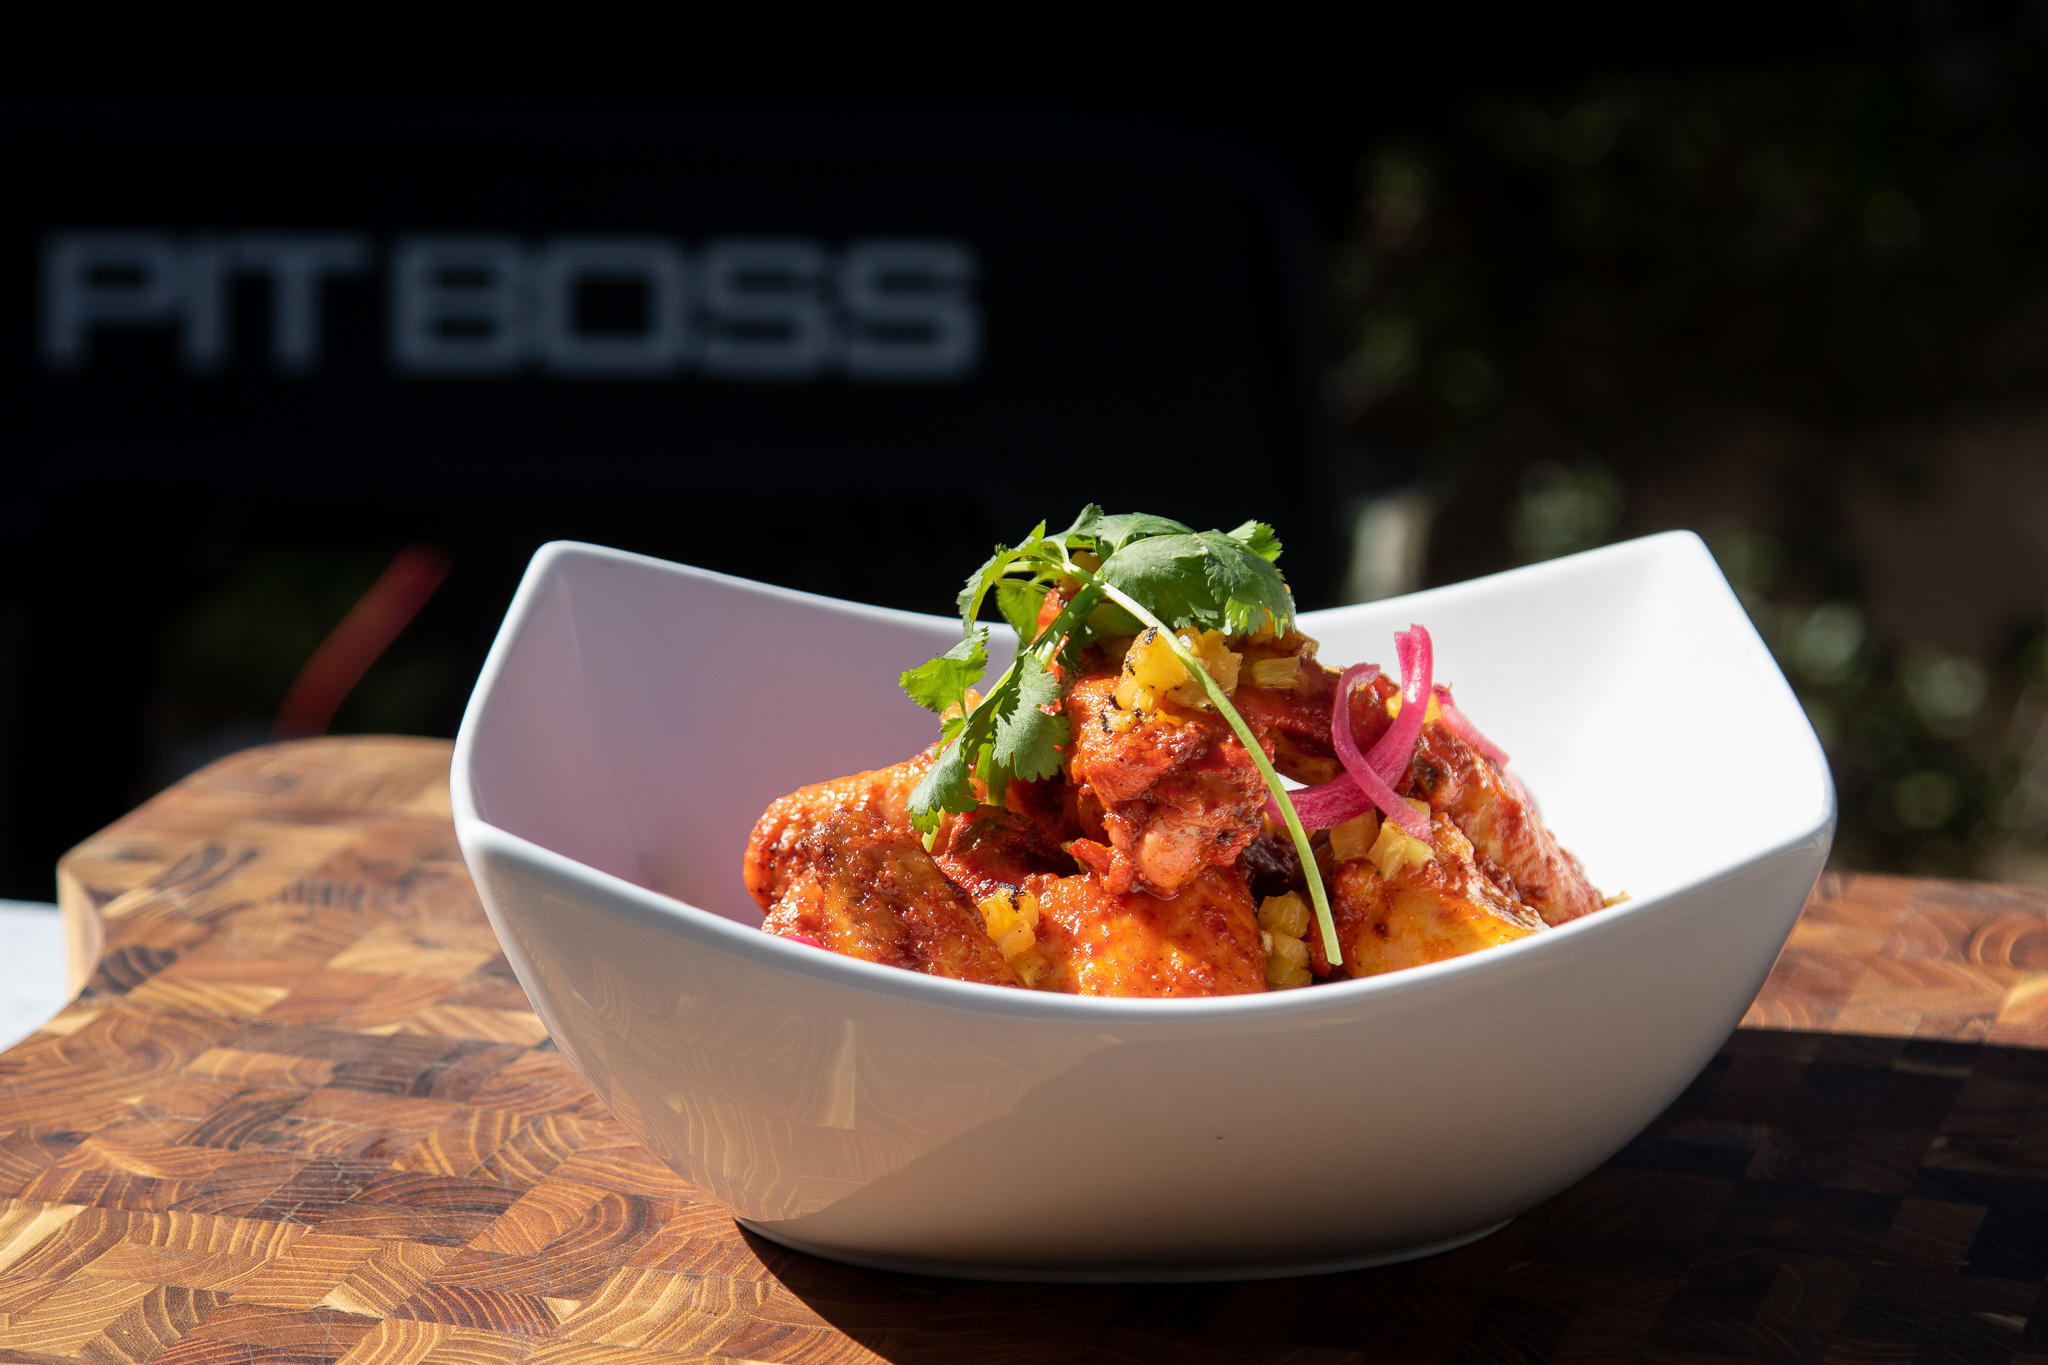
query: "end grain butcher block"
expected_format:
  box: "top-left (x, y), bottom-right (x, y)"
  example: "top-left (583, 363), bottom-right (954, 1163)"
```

top-left (9, 738), bottom-right (2048, 1364)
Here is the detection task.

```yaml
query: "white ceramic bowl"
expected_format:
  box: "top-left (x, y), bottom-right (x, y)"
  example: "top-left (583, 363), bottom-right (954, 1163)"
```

top-left (451, 531), bottom-right (1833, 1282)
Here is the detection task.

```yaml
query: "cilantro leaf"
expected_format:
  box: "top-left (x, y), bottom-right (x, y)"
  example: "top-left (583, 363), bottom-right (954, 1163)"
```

top-left (1066, 507), bottom-right (1194, 555)
top-left (899, 630), bottom-right (987, 714)
top-left (1094, 534), bottom-right (1227, 631)
top-left (1084, 598), bottom-right (1144, 639)
top-left (1195, 530), bottom-right (1292, 636)
top-left (908, 737), bottom-right (980, 830)
top-left (908, 576), bottom-right (1105, 831)
top-left (1055, 505), bottom-right (1106, 545)
top-left (1092, 531), bottom-right (1292, 639)
top-left (1228, 519), bottom-right (1283, 564)
top-left (956, 542), bottom-right (1024, 630)
top-left (991, 653), bottom-right (1069, 782)
top-left (995, 580), bottom-right (1048, 639)
top-left (906, 508), bottom-right (1291, 835)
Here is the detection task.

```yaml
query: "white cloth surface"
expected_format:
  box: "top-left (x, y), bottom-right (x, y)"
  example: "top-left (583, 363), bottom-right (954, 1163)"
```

top-left (0, 900), bottom-right (68, 1051)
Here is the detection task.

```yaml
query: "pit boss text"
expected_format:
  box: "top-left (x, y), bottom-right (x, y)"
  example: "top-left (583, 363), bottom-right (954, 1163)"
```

top-left (41, 233), bottom-right (981, 382)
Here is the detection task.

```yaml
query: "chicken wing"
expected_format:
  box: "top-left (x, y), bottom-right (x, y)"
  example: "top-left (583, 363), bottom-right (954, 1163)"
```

top-left (1404, 723), bottom-right (1603, 926)
top-left (760, 811), bottom-right (1019, 986)
top-left (932, 807), bottom-right (1076, 904)
top-left (1064, 675), bottom-right (1267, 897)
top-left (1020, 864), bottom-right (1266, 997)
top-left (745, 748), bottom-right (933, 910)
top-left (1240, 659), bottom-right (1603, 927)
top-left (1313, 812), bottom-right (1545, 977)
top-left (1232, 632), bottom-right (1344, 786)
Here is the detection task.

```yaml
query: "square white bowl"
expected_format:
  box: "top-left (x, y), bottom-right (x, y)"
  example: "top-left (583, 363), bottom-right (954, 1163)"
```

top-left (452, 531), bottom-right (1833, 1281)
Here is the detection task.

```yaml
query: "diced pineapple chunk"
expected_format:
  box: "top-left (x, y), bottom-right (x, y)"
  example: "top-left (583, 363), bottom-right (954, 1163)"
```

top-left (1258, 892), bottom-right (1313, 988)
top-left (1130, 629), bottom-right (1190, 688)
top-left (1168, 628), bottom-right (1241, 706)
top-left (1113, 627), bottom-right (1187, 712)
top-left (1328, 811), bottom-right (1380, 863)
top-left (1248, 655), bottom-right (1302, 689)
top-left (1366, 799), bottom-right (1435, 879)
top-left (1257, 892), bottom-right (1311, 938)
top-left (1112, 626), bottom-right (1243, 714)
top-left (1265, 933), bottom-right (1312, 988)
top-left (975, 889), bottom-right (1041, 961)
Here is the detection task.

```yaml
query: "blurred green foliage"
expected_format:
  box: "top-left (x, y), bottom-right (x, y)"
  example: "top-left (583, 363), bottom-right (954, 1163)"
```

top-left (1330, 10), bottom-right (2048, 879)
top-left (1707, 523), bottom-right (2000, 876)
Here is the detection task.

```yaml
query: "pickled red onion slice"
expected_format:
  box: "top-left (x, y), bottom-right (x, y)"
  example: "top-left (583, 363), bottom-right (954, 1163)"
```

top-left (785, 934), bottom-right (825, 949)
top-left (1431, 683), bottom-right (1510, 767)
top-left (1265, 774), bottom-right (1372, 830)
top-left (1263, 662), bottom-right (1381, 828)
top-left (1333, 660), bottom-right (1431, 841)
top-left (1365, 625), bottom-right (1433, 787)
top-left (1335, 661), bottom-right (1382, 707)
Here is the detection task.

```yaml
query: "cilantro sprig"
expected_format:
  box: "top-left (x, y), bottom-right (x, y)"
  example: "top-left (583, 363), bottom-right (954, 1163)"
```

top-left (896, 506), bottom-right (1342, 966)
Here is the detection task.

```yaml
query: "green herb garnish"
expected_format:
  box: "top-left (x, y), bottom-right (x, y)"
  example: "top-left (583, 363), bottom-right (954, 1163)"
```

top-left (896, 506), bottom-right (1341, 966)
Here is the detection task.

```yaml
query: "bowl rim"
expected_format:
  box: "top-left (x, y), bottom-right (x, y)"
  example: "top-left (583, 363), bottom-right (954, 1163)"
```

top-left (452, 533), bottom-right (1837, 1025)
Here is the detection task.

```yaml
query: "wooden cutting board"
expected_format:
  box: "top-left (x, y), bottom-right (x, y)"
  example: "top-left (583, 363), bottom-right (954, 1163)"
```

top-left (4, 737), bottom-right (2048, 1364)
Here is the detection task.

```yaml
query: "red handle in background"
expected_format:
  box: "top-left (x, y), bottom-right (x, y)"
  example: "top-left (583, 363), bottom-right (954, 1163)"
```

top-left (273, 546), bottom-right (451, 739)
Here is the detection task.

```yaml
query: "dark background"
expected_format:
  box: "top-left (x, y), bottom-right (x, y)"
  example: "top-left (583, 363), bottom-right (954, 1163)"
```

top-left (5, 2), bottom-right (2047, 894)
top-left (3, 97), bottom-right (1332, 899)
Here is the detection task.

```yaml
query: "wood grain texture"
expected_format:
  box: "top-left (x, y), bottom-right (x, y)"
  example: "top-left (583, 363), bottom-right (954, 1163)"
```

top-left (9, 738), bottom-right (2048, 1362)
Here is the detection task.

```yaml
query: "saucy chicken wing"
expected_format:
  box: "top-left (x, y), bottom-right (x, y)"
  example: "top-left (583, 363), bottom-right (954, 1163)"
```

top-left (1021, 865), bottom-right (1266, 997)
top-left (1063, 675), bottom-right (1267, 898)
top-left (1405, 723), bottom-right (1602, 926)
top-left (745, 748), bottom-right (933, 910)
top-left (932, 807), bottom-right (1075, 903)
top-left (1237, 655), bottom-right (1603, 928)
top-left (1314, 812), bottom-right (1545, 977)
top-left (1232, 632), bottom-right (1344, 786)
top-left (760, 811), bottom-right (1019, 986)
